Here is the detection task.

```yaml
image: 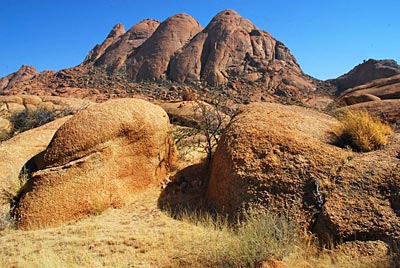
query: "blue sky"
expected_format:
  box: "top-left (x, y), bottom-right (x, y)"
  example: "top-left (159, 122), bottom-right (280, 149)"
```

top-left (1, 0), bottom-right (399, 80)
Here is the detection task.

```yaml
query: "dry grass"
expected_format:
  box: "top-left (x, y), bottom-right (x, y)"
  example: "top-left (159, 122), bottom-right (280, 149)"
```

top-left (335, 109), bottom-right (393, 151)
top-left (0, 186), bottom-right (394, 268)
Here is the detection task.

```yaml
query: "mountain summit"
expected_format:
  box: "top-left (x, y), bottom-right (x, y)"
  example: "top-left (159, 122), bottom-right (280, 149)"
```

top-left (82, 9), bottom-right (315, 93)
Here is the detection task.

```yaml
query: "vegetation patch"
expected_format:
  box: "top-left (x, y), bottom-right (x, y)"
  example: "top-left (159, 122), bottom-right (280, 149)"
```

top-left (167, 208), bottom-right (299, 268)
top-left (335, 110), bottom-right (393, 152)
top-left (9, 109), bottom-right (57, 135)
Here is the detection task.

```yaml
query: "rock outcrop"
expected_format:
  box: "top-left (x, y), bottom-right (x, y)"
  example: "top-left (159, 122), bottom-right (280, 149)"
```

top-left (336, 74), bottom-right (400, 123)
top-left (169, 9), bottom-right (314, 92)
top-left (206, 103), bottom-right (346, 226)
top-left (13, 98), bottom-right (176, 230)
top-left (206, 102), bottom-right (400, 249)
top-left (0, 65), bottom-right (38, 90)
top-left (331, 59), bottom-right (400, 94)
top-left (83, 23), bottom-right (126, 64)
top-left (0, 117), bottom-right (71, 215)
top-left (337, 99), bottom-right (400, 124)
top-left (87, 20), bottom-right (160, 73)
top-left (314, 135), bottom-right (400, 249)
top-left (126, 14), bottom-right (203, 81)
top-left (338, 73), bottom-right (400, 102)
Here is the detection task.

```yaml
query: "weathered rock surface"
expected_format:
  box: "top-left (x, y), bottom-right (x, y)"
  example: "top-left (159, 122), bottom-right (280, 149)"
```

top-left (126, 14), bottom-right (202, 81)
top-left (336, 240), bottom-right (390, 258)
top-left (337, 99), bottom-right (400, 124)
top-left (340, 93), bottom-right (381, 105)
top-left (90, 20), bottom-right (160, 72)
top-left (339, 73), bottom-right (400, 102)
top-left (13, 99), bottom-right (177, 230)
top-left (331, 59), bottom-right (400, 93)
top-left (83, 23), bottom-right (126, 64)
top-left (314, 136), bottom-right (400, 248)
top-left (207, 102), bottom-right (400, 249)
top-left (206, 103), bottom-right (346, 226)
top-left (169, 9), bottom-right (314, 93)
top-left (0, 65), bottom-right (38, 90)
top-left (256, 258), bottom-right (288, 268)
top-left (0, 117), bottom-right (71, 215)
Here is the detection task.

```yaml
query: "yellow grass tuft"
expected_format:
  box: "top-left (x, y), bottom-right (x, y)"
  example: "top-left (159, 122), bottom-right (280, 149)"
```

top-left (335, 110), bottom-right (393, 152)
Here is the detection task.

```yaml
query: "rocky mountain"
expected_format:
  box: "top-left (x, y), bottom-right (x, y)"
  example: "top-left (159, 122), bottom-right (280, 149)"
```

top-left (0, 9), bottom-right (321, 104)
top-left (84, 9), bottom-right (315, 94)
top-left (330, 59), bottom-right (400, 94)
top-left (126, 14), bottom-right (203, 82)
top-left (84, 19), bottom-right (161, 72)
top-left (83, 23), bottom-right (126, 65)
top-left (168, 10), bottom-right (308, 89)
top-left (0, 65), bottom-right (39, 91)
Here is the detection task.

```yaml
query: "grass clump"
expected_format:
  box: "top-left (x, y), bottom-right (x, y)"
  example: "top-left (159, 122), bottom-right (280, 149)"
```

top-left (335, 110), bottom-right (393, 152)
top-left (168, 208), bottom-right (299, 268)
top-left (216, 211), bottom-right (298, 268)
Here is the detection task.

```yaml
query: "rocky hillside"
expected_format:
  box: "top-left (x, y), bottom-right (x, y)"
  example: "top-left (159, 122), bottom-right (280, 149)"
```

top-left (329, 59), bottom-right (400, 94)
top-left (0, 10), bottom-right (324, 104)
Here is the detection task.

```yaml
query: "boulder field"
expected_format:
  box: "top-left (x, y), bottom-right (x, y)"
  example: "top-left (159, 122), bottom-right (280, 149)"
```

top-left (13, 98), bottom-right (176, 230)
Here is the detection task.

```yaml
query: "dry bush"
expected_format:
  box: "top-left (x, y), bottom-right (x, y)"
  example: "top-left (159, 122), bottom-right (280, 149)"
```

top-left (335, 110), bottom-right (393, 152)
top-left (9, 109), bottom-right (57, 134)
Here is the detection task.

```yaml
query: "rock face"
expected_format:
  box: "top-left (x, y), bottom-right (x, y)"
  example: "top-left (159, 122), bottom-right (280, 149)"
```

top-left (87, 20), bottom-right (160, 73)
top-left (0, 117), bottom-right (71, 215)
top-left (13, 99), bottom-right (177, 230)
top-left (0, 65), bottom-right (38, 90)
top-left (331, 59), bottom-right (400, 94)
top-left (83, 23), bottom-right (126, 64)
top-left (336, 74), bottom-right (400, 124)
top-left (313, 136), bottom-right (400, 248)
top-left (207, 103), bottom-right (400, 249)
top-left (339, 73), bottom-right (400, 101)
top-left (337, 99), bottom-right (400, 124)
top-left (126, 14), bottom-right (203, 81)
top-left (206, 103), bottom-right (346, 226)
top-left (169, 10), bottom-right (313, 92)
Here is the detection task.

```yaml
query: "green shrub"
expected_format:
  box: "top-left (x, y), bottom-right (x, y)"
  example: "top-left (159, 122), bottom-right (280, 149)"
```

top-left (9, 109), bottom-right (57, 134)
top-left (335, 110), bottom-right (393, 152)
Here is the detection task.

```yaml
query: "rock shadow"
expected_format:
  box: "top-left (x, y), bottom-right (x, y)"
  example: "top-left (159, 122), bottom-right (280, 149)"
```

top-left (158, 162), bottom-right (209, 217)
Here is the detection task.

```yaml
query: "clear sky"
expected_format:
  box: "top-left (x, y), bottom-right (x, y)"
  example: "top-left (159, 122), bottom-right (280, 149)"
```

top-left (1, 0), bottom-right (399, 80)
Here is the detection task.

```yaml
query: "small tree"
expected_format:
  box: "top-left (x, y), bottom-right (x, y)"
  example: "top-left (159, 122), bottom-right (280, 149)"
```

top-left (171, 94), bottom-right (232, 165)
top-left (193, 99), bottom-right (229, 163)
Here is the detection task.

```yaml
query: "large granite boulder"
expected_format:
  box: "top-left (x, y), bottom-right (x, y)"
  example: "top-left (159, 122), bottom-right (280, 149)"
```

top-left (13, 98), bottom-right (177, 230)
